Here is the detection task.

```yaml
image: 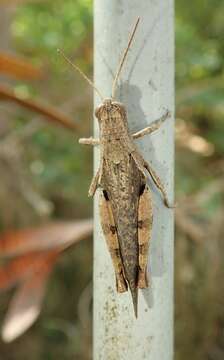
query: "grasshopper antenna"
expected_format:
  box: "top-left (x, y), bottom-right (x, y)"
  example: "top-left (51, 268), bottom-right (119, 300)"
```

top-left (57, 49), bottom-right (104, 102)
top-left (112, 17), bottom-right (140, 99)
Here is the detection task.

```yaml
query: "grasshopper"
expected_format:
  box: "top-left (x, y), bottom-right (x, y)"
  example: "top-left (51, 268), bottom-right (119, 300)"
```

top-left (59, 18), bottom-right (172, 317)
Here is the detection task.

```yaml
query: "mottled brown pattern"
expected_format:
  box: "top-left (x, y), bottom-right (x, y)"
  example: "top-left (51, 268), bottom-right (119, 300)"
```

top-left (101, 153), bottom-right (144, 316)
top-left (79, 98), bottom-right (171, 317)
top-left (97, 100), bottom-right (148, 317)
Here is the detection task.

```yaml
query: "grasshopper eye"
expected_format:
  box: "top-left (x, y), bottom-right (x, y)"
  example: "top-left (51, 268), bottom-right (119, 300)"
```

top-left (112, 102), bottom-right (125, 111)
top-left (112, 102), bottom-right (126, 118)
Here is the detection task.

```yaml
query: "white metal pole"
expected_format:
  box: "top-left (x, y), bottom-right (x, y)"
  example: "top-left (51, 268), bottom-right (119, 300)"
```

top-left (93, 1), bottom-right (174, 359)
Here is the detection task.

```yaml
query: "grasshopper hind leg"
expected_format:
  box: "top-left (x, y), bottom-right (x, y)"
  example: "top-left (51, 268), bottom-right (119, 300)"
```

top-left (99, 190), bottom-right (128, 293)
top-left (137, 184), bottom-right (153, 288)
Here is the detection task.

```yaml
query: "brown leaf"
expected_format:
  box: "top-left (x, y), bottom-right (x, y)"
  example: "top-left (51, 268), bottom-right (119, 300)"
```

top-left (0, 220), bottom-right (93, 341)
top-left (0, 52), bottom-right (42, 80)
top-left (0, 85), bottom-right (77, 131)
top-left (0, 251), bottom-right (59, 292)
top-left (0, 219), bottom-right (93, 257)
top-left (1, 264), bottom-right (53, 343)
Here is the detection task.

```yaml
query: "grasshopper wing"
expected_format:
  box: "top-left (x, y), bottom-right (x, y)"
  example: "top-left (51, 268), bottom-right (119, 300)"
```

top-left (99, 190), bottom-right (127, 293)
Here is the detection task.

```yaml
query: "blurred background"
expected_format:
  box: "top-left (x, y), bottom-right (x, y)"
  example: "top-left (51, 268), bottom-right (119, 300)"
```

top-left (0, 1), bottom-right (223, 359)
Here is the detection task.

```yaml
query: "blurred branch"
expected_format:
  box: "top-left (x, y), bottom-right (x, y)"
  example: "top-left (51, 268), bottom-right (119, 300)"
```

top-left (0, 220), bottom-right (93, 257)
top-left (0, 85), bottom-right (77, 131)
top-left (0, 52), bottom-right (43, 80)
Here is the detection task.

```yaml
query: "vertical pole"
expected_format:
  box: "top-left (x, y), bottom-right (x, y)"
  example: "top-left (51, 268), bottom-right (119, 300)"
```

top-left (94, 1), bottom-right (174, 359)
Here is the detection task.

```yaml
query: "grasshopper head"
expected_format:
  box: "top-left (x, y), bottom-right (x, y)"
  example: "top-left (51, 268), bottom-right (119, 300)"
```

top-left (103, 98), bottom-right (112, 109)
top-left (95, 98), bottom-right (126, 121)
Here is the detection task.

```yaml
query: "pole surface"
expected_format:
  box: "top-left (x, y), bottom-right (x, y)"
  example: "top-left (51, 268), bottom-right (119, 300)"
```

top-left (93, 1), bottom-right (174, 359)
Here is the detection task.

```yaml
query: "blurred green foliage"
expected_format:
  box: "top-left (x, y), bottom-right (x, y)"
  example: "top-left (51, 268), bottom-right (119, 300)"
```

top-left (175, 2), bottom-right (224, 360)
top-left (12, 0), bottom-right (92, 57)
top-left (11, 0), bottom-right (94, 218)
top-left (0, 0), bottom-right (224, 359)
top-left (176, 0), bottom-right (224, 194)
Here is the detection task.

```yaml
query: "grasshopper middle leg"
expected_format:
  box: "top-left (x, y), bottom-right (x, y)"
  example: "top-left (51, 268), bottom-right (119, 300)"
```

top-left (132, 110), bottom-right (170, 140)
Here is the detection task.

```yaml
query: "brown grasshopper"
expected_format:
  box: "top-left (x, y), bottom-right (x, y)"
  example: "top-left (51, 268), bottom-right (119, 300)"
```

top-left (59, 18), bottom-right (172, 317)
